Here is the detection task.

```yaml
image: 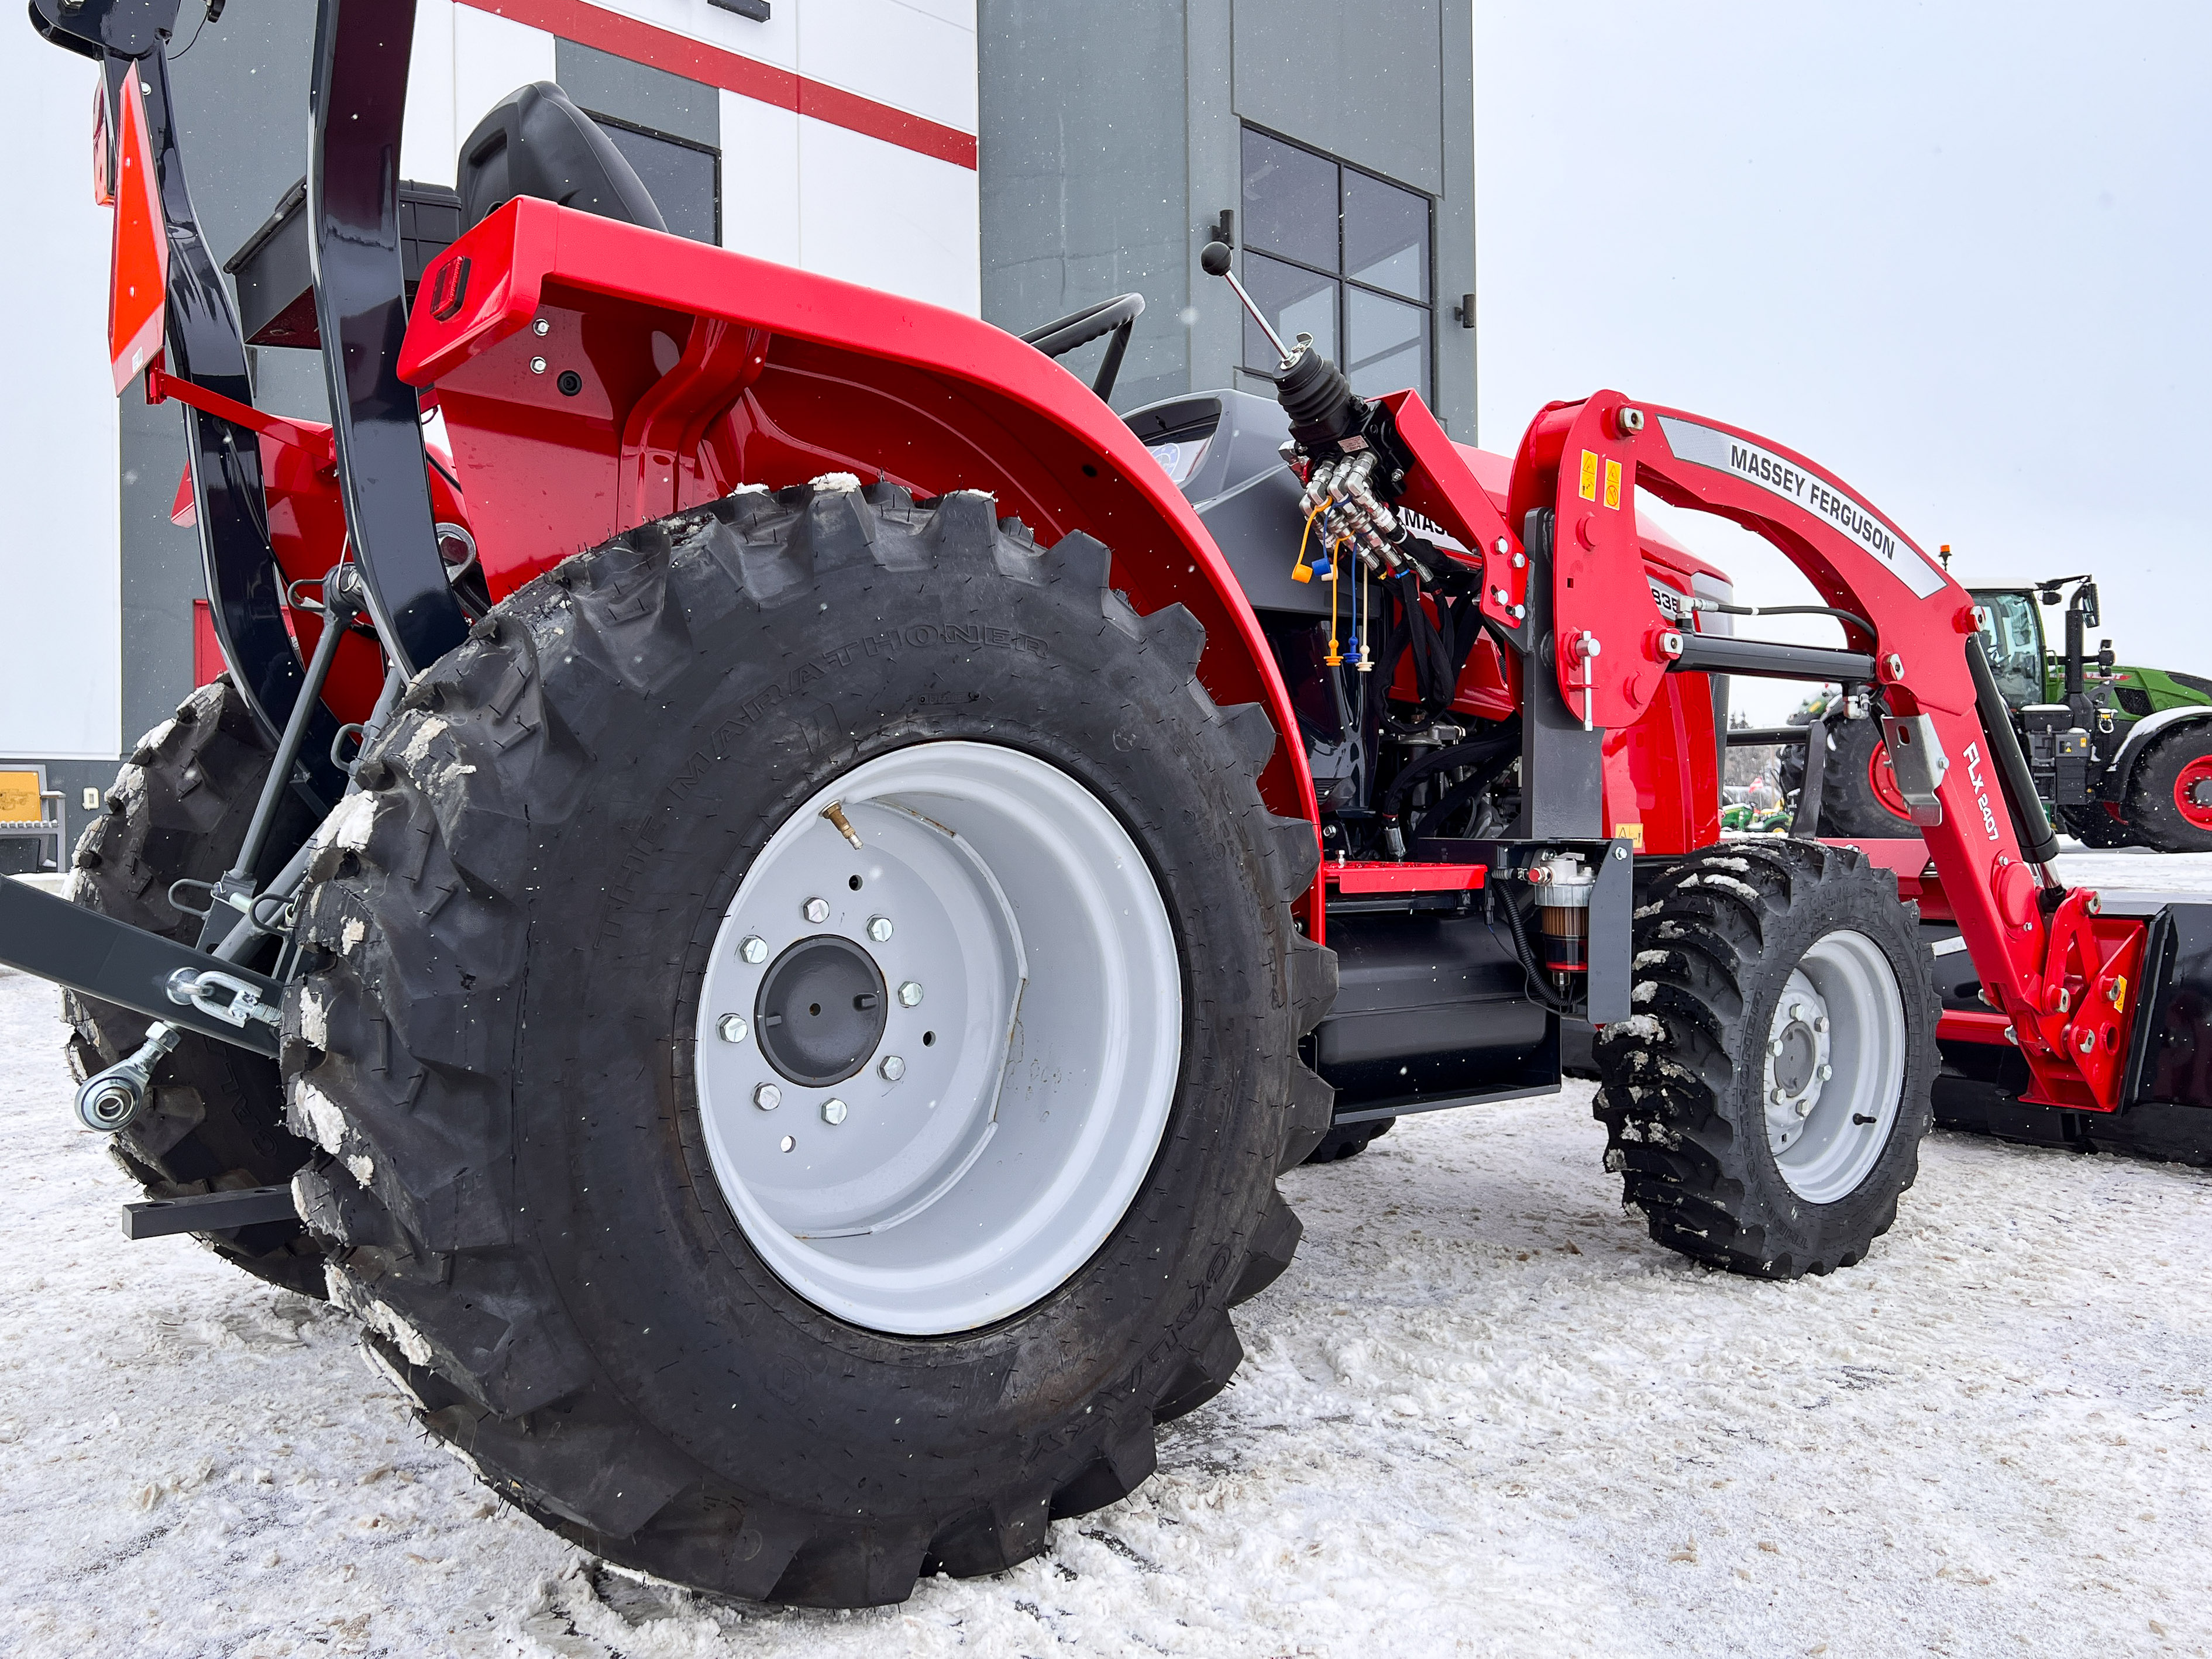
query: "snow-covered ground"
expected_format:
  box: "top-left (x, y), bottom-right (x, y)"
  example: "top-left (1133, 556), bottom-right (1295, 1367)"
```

top-left (4, 852), bottom-right (2212, 1657)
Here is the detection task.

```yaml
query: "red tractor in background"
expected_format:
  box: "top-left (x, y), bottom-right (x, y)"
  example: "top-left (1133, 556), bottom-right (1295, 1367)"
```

top-left (9, 0), bottom-right (2211, 1610)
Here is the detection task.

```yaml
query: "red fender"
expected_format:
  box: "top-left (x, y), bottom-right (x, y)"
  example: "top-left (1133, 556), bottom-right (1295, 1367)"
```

top-left (397, 199), bottom-right (1319, 852)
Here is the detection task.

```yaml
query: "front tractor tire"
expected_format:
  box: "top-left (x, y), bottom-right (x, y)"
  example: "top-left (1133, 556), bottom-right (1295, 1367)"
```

top-left (63, 676), bottom-right (325, 1294)
top-left (1592, 841), bottom-right (1936, 1278)
top-left (2122, 724), bottom-right (2212, 853)
top-left (281, 478), bottom-right (1336, 1607)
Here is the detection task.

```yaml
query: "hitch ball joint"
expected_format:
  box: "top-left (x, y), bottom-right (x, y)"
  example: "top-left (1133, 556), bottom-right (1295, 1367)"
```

top-left (1528, 851), bottom-right (1598, 997)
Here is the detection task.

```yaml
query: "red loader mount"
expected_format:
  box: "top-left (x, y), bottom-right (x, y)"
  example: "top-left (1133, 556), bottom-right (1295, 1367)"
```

top-left (9, 0), bottom-right (2211, 1610)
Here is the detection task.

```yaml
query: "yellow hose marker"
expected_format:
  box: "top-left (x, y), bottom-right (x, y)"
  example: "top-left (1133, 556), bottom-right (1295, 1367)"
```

top-left (1294, 499), bottom-right (1323, 584)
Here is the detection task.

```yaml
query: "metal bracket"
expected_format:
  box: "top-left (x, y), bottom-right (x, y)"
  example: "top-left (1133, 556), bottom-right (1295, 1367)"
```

top-left (1881, 713), bottom-right (1950, 827)
top-left (167, 966), bottom-right (281, 1031)
top-left (123, 1184), bottom-right (300, 1240)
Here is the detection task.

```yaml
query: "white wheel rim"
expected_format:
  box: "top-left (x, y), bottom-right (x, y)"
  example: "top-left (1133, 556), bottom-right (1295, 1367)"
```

top-left (1760, 938), bottom-right (1902, 1194)
top-left (694, 742), bottom-right (1182, 1335)
top-left (1761, 928), bottom-right (1905, 1204)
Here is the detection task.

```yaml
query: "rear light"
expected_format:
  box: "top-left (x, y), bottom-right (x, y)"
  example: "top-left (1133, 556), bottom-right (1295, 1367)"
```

top-left (92, 79), bottom-right (112, 206)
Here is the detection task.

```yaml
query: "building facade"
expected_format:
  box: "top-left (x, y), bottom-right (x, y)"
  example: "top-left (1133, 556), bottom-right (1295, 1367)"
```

top-left (0, 0), bottom-right (1471, 867)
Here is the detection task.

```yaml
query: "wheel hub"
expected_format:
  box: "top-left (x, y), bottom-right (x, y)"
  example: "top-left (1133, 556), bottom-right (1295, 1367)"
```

top-left (2175, 755), bottom-right (2212, 828)
top-left (755, 935), bottom-right (887, 1086)
top-left (1762, 932), bottom-right (1906, 1202)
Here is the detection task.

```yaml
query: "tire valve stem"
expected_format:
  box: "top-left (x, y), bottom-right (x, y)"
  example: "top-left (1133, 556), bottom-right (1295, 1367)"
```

top-left (822, 801), bottom-right (864, 849)
top-left (1528, 851), bottom-right (1597, 1000)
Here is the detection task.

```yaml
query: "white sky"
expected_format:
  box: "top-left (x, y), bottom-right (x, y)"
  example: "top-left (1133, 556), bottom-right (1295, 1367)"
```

top-left (1473, 2), bottom-right (2212, 722)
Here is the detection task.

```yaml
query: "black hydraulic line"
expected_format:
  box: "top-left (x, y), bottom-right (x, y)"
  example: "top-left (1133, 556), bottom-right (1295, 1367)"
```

top-left (1378, 727), bottom-right (1520, 818)
top-left (1671, 634), bottom-right (1879, 684)
top-left (1966, 635), bottom-right (2062, 866)
top-left (1704, 600), bottom-right (1876, 639)
top-left (308, 0), bottom-right (470, 679)
top-left (1726, 725), bottom-right (1813, 747)
top-left (1491, 884), bottom-right (1578, 1016)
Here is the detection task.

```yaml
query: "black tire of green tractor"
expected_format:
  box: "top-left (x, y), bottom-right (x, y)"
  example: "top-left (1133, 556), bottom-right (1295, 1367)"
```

top-left (1776, 712), bottom-right (1914, 838)
top-left (1302, 1117), bottom-right (1394, 1164)
top-left (2122, 725), bottom-right (2212, 853)
top-left (278, 479), bottom-right (1338, 1608)
top-left (63, 675), bottom-right (326, 1295)
top-left (2059, 802), bottom-right (2137, 849)
top-left (1591, 841), bottom-right (1937, 1278)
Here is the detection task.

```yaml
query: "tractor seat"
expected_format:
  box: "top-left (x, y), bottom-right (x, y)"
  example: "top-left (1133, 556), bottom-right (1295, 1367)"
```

top-left (458, 82), bottom-right (666, 236)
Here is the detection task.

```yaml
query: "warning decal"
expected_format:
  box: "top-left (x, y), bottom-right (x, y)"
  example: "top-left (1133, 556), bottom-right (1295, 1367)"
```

top-left (1654, 416), bottom-right (1948, 599)
top-left (1579, 450), bottom-right (1599, 501)
top-left (1603, 457), bottom-right (1622, 510)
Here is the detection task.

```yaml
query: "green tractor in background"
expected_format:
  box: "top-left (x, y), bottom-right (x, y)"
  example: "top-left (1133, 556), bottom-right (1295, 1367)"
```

top-left (1780, 574), bottom-right (2212, 852)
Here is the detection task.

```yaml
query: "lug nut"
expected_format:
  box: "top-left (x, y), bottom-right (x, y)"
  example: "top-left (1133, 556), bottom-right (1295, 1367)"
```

top-left (1795, 1098), bottom-right (1812, 1118)
top-left (740, 935), bottom-right (768, 963)
top-left (898, 981), bottom-right (924, 1007)
top-left (803, 897), bottom-right (831, 924)
top-left (1771, 1086), bottom-right (1789, 1105)
top-left (1817, 1063), bottom-right (1833, 1082)
top-left (754, 1083), bottom-right (782, 1111)
top-left (867, 915), bottom-right (894, 943)
top-left (822, 1098), bottom-right (848, 1125)
top-left (1789, 1002), bottom-right (1806, 1021)
top-left (880, 1054), bottom-right (906, 1081)
top-left (1813, 1016), bottom-right (1829, 1034)
top-left (717, 1014), bottom-right (749, 1044)
top-left (1769, 1037), bottom-right (1785, 1058)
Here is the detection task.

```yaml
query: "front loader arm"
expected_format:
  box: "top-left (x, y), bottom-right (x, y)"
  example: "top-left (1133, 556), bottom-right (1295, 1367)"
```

top-left (1363, 381), bottom-right (2142, 1111)
top-left (1520, 391), bottom-right (2136, 1110)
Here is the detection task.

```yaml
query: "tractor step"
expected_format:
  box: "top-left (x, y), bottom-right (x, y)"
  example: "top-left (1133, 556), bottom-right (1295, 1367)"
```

top-left (122, 1185), bottom-right (299, 1240)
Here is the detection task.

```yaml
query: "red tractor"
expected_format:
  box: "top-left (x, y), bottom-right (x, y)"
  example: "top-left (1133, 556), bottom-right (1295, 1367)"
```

top-left (9, 0), bottom-right (2208, 1609)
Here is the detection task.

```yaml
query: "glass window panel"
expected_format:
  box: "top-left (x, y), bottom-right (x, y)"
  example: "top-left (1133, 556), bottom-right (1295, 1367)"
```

top-left (594, 119), bottom-right (720, 245)
top-left (1975, 593), bottom-right (2046, 705)
top-left (1342, 169), bottom-right (1428, 302)
top-left (1346, 285), bottom-right (1429, 400)
top-left (1241, 253), bottom-right (1338, 374)
top-left (1241, 129), bottom-right (1338, 272)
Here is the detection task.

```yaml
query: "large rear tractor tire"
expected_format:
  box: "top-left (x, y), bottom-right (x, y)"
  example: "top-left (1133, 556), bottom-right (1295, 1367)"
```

top-left (2122, 725), bottom-right (2212, 853)
top-left (1592, 841), bottom-right (1936, 1278)
top-left (280, 478), bottom-right (1337, 1607)
top-left (2060, 801), bottom-right (2137, 849)
top-left (1777, 710), bottom-right (1916, 838)
top-left (63, 676), bottom-right (327, 1295)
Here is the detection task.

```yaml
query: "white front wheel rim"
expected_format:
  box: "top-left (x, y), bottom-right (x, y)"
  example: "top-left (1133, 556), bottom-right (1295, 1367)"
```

top-left (1762, 929), bottom-right (1905, 1204)
top-left (695, 742), bottom-right (1182, 1336)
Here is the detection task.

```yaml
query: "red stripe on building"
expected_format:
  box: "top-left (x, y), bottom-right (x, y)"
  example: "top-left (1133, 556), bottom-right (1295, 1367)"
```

top-left (459, 0), bottom-right (978, 170)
